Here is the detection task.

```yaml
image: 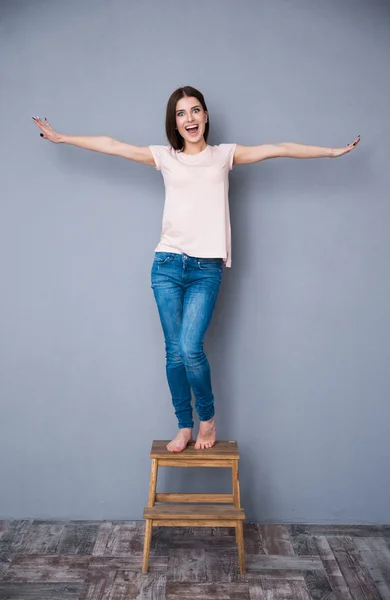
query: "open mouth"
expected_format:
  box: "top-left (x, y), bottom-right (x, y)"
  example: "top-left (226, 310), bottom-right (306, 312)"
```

top-left (185, 125), bottom-right (199, 136)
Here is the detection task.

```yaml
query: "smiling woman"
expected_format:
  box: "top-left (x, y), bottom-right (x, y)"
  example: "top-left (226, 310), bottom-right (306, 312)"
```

top-left (165, 86), bottom-right (210, 154)
top-left (32, 84), bottom-right (360, 455)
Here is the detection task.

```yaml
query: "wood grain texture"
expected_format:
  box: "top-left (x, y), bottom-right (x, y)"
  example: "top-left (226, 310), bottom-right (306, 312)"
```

top-left (354, 537), bottom-right (390, 599)
top-left (151, 440), bottom-right (239, 459)
top-left (204, 546), bottom-right (242, 582)
top-left (327, 535), bottom-right (382, 599)
top-left (91, 522), bottom-right (145, 557)
top-left (0, 582), bottom-right (86, 599)
top-left (151, 526), bottom-right (236, 555)
top-left (1, 555), bottom-right (91, 582)
top-left (152, 519), bottom-right (243, 527)
top-left (314, 535), bottom-right (353, 599)
top-left (166, 547), bottom-right (207, 582)
top-left (245, 554), bottom-right (323, 571)
top-left (0, 521), bottom-right (10, 541)
top-left (57, 521), bottom-right (100, 555)
top-left (245, 524), bottom-right (295, 556)
top-left (0, 520), bottom-right (33, 579)
top-left (21, 521), bottom-right (65, 555)
top-left (248, 579), bottom-right (311, 599)
top-left (289, 524), bottom-right (390, 538)
top-left (1, 520), bottom-right (389, 599)
top-left (155, 493), bottom-right (234, 503)
top-left (80, 569), bottom-right (166, 600)
top-left (143, 504), bottom-right (245, 520)
top-left (166, 581), bottom-right (249, 599)
top-left (89, 555), bottom-right (168, 572)
top-left (0, 520), bottom-right (32, 561)
top-left (157, 459), bottom-right (235, 468)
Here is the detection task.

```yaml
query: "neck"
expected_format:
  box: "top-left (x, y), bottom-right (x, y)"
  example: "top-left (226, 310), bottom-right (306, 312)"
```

top-left (182, 139), bottom-right (208, 155)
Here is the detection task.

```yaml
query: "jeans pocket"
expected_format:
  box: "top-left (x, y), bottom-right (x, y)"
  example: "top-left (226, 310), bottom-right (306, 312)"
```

top-left (154, 252), bottom-right (173, 265)
top-left (197, 259), bottom-right (223, 271)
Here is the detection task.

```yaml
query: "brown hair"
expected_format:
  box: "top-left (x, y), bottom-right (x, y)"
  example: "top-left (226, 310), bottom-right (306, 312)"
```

top-left (165, 86), bottom-right (209, 150)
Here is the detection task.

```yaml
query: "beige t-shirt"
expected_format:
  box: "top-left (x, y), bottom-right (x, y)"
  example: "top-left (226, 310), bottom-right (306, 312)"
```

top-left (149, 143), bottom-right (237, 267)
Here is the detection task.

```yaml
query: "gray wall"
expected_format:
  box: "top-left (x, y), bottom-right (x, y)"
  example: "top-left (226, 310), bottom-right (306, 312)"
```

top-left (1, 0), bottom-right (389, 524)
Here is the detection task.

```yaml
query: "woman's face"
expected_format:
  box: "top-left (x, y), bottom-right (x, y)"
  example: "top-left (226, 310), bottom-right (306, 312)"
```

top-left (175, 96), bottom-right (208, 145)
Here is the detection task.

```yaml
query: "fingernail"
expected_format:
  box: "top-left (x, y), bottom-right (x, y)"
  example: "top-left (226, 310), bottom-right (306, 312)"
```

top-left (40, 133), bottom-right (43, 137)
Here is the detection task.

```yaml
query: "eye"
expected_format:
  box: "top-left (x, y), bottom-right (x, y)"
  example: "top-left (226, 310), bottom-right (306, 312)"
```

top-left (193, 108), bottom-right (200, 113)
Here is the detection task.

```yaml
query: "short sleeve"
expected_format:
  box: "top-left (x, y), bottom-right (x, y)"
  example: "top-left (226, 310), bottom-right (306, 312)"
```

top-left (149, 145), bottom-right (169, 171)
top-left (218, 143), bottom-right (237, 171)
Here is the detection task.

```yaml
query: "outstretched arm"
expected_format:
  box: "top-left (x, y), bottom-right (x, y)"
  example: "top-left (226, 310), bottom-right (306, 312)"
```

top-left (233, 135), bottom-right (360, 165)
top-left (32, 117), bottom-right (156, 166)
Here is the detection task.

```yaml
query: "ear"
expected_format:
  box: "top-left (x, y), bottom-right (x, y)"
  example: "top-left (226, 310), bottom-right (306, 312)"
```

top-left (205, 111), bottom-right (208, 123)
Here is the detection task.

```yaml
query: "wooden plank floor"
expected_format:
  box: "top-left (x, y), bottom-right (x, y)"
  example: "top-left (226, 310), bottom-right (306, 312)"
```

top-left (0, 520), bottom-right (389, 599)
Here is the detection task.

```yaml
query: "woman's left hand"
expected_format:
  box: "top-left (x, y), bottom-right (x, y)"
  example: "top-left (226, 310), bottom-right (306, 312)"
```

top-left (332, 135), bottom-right (361, 157)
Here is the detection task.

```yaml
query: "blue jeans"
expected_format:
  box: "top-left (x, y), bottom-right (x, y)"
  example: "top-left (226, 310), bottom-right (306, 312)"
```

top-left (151, 252), bottom-right (223, 429)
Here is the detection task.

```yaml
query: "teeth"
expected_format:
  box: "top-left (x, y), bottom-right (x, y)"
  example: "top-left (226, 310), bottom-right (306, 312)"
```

top-left (186, 126), bottom-right (198, 130)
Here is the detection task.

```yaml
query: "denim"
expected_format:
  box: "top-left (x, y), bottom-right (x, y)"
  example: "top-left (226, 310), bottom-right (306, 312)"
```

top-left (151, 252), bottom-right (223, 429)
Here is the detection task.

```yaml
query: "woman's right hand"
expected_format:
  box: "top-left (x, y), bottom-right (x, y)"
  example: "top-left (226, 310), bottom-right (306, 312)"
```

top-left (32, 117), bottom-right (62, 143)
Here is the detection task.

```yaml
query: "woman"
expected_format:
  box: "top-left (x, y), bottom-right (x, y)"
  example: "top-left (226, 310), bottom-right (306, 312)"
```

top-left (32, 86), bottom-right (360, 453)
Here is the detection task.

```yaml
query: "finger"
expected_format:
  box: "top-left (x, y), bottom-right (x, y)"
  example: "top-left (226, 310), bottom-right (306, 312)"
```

top-left (352, 135), bottom-right (360, 146)
top-left (32, 118), bottom-right (45, 130)
top-left (346, 135), bottom-right (360, 147)
top-left (35, 117), bottom-right (49, 129)
top-left (32, 116), bottom-right (44, 127)
top-left (32, 117), bottom-right (50, 132)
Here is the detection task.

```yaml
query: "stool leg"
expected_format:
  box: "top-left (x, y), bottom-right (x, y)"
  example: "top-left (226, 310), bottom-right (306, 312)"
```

top-left (142, 519), bottom-right (153, 573)
top-left (232, 460), bottom-right (241, 508)
top-left (142, 458), bottom-right (158, 573)
top-left (236, 521), bottom-right (246, 575)
top-left (232, 460), bottom-right (245, 573)
top-left (148, 459), bottom-right (158, 507)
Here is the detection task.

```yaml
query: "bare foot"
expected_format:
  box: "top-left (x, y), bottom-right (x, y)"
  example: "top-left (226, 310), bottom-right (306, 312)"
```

top-left (166, 428), bottom-right (193, 453)
top-left (194, 416), bottom-right (216, 449)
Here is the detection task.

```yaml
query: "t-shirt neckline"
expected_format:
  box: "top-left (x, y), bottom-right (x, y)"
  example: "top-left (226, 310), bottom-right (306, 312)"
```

top-left (177, 145), bottom-right (210, 158)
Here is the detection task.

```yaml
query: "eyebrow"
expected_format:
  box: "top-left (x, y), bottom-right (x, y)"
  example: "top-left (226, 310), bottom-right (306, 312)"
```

top-left (176, 105), bottom-right (201, 113)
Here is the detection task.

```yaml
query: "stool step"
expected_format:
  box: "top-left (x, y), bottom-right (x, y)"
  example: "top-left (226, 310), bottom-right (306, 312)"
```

top-left (143, 504), bottom-right (245, 520)
top-left (150, 440), bottom-right (240, 460)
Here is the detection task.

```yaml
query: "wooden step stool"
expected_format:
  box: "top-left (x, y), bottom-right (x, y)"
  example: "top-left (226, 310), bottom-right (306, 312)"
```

top-left (142, 440), bottom-right (246, 574)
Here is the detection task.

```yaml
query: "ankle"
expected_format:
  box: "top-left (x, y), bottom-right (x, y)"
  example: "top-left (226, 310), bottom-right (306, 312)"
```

top-left (200, 417), bottom-right (215, 425)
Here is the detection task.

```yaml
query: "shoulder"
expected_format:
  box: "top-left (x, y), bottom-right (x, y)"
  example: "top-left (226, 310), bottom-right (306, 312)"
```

top-left (148, 145), bottom-right (176, 170)
top-left (211, 143), bottom-right (237, 169)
